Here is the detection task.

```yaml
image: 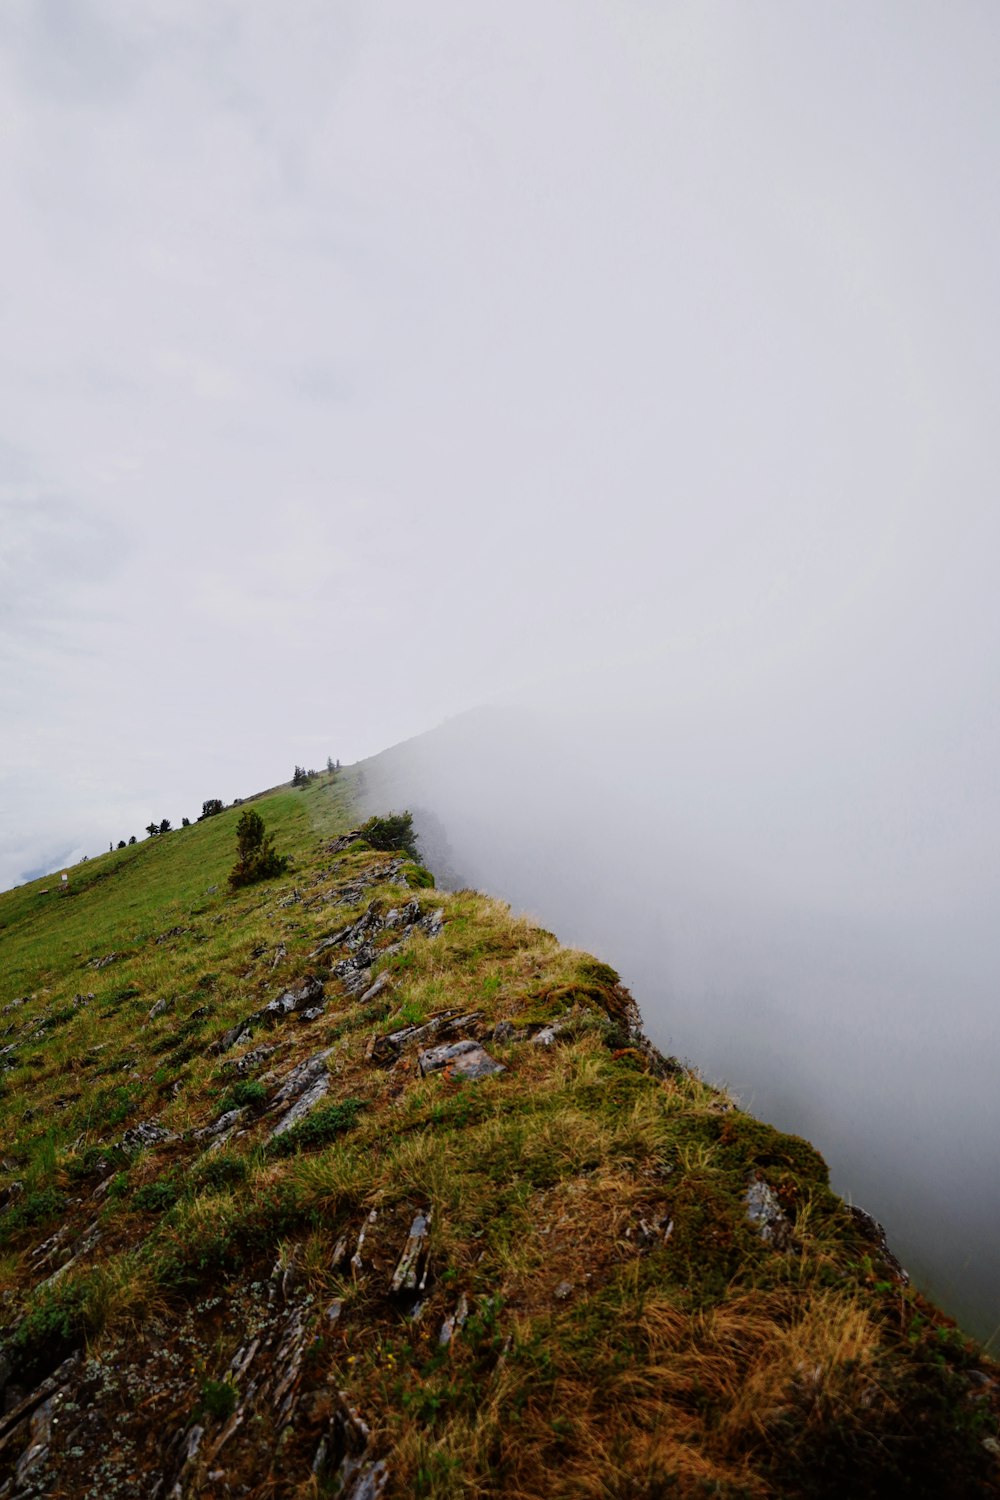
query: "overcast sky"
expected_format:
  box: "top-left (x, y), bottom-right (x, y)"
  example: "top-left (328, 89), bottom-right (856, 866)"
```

top-left (3, 1), bottom-right (1000, 891)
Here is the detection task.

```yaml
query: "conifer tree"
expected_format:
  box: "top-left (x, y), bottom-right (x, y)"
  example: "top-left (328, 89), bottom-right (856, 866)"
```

top-left (228, 810), bottom-right (289, 888)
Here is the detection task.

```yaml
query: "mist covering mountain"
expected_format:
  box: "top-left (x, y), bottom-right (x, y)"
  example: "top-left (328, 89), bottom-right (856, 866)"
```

top-left (362, 700), bottom-right (1000, 1348)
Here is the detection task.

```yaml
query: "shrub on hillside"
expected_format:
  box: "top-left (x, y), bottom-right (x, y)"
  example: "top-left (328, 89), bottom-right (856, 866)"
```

top-left (228, 810), bottom-right (288, 889)
top-left (266, 1098), bottom-right (361, 1158)
top-left (199, 799), bottom-right (224, 820)
top-left (358, 812), bottom-right (419, 859)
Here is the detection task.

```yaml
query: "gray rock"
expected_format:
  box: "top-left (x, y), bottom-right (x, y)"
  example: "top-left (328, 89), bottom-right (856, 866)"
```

top-left (359, 972), bottom-right (394, 1006)
top-left (148, 997), bottom-right (173, 1020)
top-left (420, 909), bottom-right (445, 938)
top-left (745, 1176), bottom-right (793, 1250)
top-left (260, 975), bottom-right (324, 1023)
top-left (0, 1354), bottom-right (81, 1485)
top-left (120, 1120), bottom-right (177, 1156)
top-left (845, 1204), bottom-right (909, 1283)
top-left (554, 1281), bottom-right (574, 1300)
top-left (272, 1049), bottom-right (333, 1106)
top-left (88, 951), bottom-right (123, 970)
top-left (366, 1011), bottom-right (481, 1066)
top-left (418, 1039), bottom-right (505, 1081)
top-left (211, 976), bottom-right (325, 1054)
top-left (532, 1024), bottom-right (566, 1047)
top-left (0, 1181), bottom-right (24, 1211)
top-left (309, 923), bottom-right (356, 958)
top-left (438, 1292), bottom-right (470, 1346)
top-left (221, 1041), bottom-right (277, 1076)
top-left (270, 1075), bottom-right (329, 1138)
top-left (327, 901), bottom-right (442, 1001)
top-left (193, 1107), bottom-right (245, 1141)
top-left (384, 901), bottom-right (421, 930)
top-left (390, 1210), bottom-right (432, 1295)
top-left (272, 1301), bottom-right (311, 1419)
top-left (154, 926), bottom-right (187, 944)
top-left (351, 1210), bottom-right (378, 1277)
top-left (347, 1462), bottom-right (389, 1500)
top-left (312, 1391), bottom-right (379, 1494)
top-left (334, 960), bottom-right (374, 998)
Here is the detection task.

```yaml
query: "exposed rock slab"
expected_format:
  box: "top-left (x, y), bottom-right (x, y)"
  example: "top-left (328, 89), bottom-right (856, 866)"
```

top-left (745, 1176), bottom-right (794, 1250)
top-left (390, 1211), bottom-right (431, 1295)
top-left (269, 1050), bottom-right (334, 1137)
top-left (120, 1120), bottom-right (177, 1156)
top-left (418, 1039), bottom-right (505, 1081)
top-left (211, 976), bottom-right (325, 1055)
top-left (365, 1011), bottom-right (481, 1066)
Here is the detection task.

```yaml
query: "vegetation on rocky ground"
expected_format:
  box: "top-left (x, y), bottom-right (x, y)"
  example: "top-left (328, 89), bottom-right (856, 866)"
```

top-left (0, 768), bottom-right (996, 1497)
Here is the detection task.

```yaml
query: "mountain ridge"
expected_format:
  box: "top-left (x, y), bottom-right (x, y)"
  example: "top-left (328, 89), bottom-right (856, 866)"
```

top-left (0, 768), bottom-right (997, 1497)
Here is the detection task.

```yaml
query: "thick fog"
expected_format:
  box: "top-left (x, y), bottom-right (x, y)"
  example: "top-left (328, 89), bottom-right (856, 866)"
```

top-left (2, 0), bottom-right (998, 1347)
top-left (363, 690), bottom-right (1000, 1350)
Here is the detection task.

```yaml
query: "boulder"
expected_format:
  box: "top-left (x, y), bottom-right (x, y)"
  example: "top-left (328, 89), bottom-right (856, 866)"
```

top-left (418, 1039), bottom-right (505, 1082)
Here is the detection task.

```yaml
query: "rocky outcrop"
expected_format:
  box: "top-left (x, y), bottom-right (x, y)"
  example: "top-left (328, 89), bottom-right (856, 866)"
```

top-left (211, 976), bottom-right (326, 1054)
top-left (418, 1038), bottom-right (504, 1081)
top-left (269, 1050), bottom-right (334, 1138)
top-left (1, 822), bottom-right (996, 1500)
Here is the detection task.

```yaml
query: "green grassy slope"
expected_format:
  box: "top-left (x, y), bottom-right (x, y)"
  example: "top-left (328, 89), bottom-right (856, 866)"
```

top-left (0, 771), bottom-right (997, 1499)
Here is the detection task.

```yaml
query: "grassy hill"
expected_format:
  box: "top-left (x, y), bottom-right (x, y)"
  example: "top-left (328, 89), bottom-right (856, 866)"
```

top-left (0, 770), bottom-right (997, 1498)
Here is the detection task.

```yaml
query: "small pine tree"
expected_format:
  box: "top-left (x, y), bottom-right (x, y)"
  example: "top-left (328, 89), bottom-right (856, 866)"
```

top-left (128, 835), bottom-right (137, 845)
top-left (117, 840), bottom-right (126, 849)
top-left (228, 810), bottom-right (289, 889)
top-left (326, 756), bottom-right (335, 773)
top-left (159, 818), bottom-right (172, 834)
top-left (358, 811), bottom-right (419, 859)
top-left (292, 765), bottom-right (307, 787)
top-left (181, 817), bottom-right (191, 828)
top-left (145, 823), bottom-right (159, 838)
top-left (199, 799), bottom-right (224, 820)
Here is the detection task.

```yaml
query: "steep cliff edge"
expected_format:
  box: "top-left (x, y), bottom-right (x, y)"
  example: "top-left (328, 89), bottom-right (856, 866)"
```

top-left (0, 774), bottom-right (997, 1498)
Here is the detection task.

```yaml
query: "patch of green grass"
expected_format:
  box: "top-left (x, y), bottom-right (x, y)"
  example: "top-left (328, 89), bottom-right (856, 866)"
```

top-left (191, 1153), bottom-right (249, 1194)
top-left (0, 1186), bottom-right (66, 1243)
top-left (266, 1099), bottom-right (362, 1159)
top-left (197, 1377), bottom-right (238, 1422)
top-left (132, 1176), bottom-right (181, 1214)
top-left (217, 1079), bottom-right (269, 1114)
